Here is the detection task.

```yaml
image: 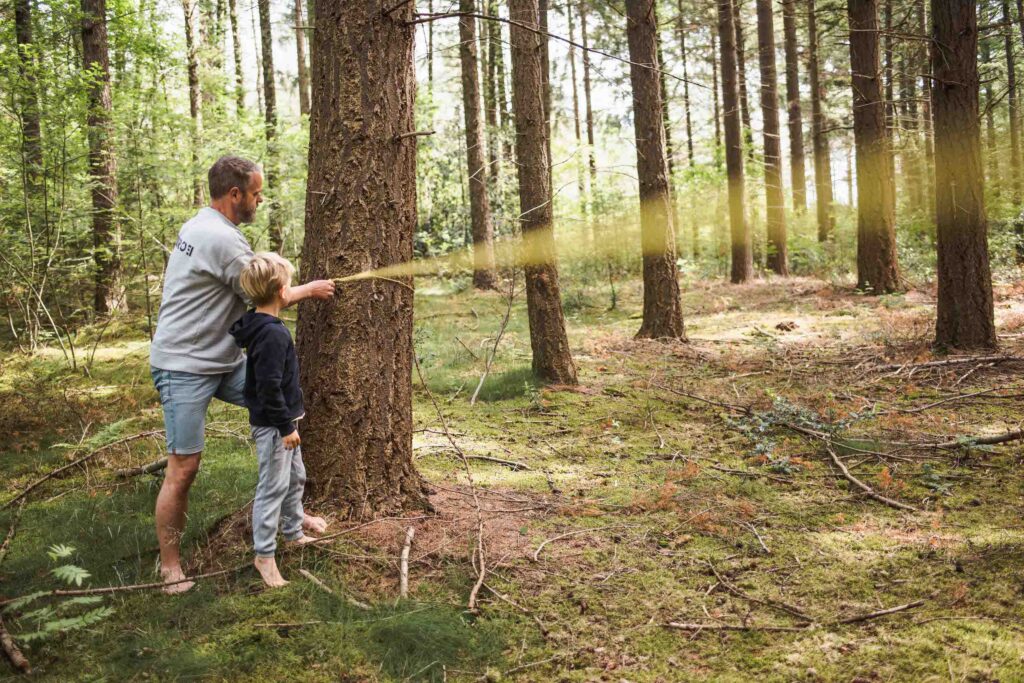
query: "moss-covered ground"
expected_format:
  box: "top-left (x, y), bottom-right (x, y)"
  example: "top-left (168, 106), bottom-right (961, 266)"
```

top-left (2, 275), bottom-right (1023, 681)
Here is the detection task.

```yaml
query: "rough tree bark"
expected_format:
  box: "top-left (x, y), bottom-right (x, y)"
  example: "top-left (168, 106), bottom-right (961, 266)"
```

top-left (257, 0), bottom-right (283, 251)
top-left (296, 0), bottom-right (429, 516)
top-left (182, 0), bottom-right (204, 208)
top-left (81, 0), bottom-right (122, 314)
top-left (756, 0), bottom-right (788, 276)
top-left (782, 0), bottom-right (806, 212)
top-left (228, 0), bottom-right (244, 112)
top-left (675, 0), bottom-right (695, 166)
top-left (509, 0), bottom-right (579, 383)
top-left (625, 0), bottom-right (686, 339)
top-left (718, 0), bottom-right (753, 283)
top-left (807, 0), bottom-right (833, 241)
top-left (458, 0), bottom-right (498, 289)
top-left (848, 0), bottom-right (900, 294)
top-left (295, 0), bottom-right (310, 116)
top-left (931, 0), bottom-right (995, 350)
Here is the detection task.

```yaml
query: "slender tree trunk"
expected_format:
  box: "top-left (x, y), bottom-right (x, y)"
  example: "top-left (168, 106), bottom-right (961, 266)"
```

top-left (258, 0), bottom-right (283, 251)
top-left (675, 0), bottom-right (695, 166)
top-left (484, 0), bottom-right (500, 186)
top-left (982, 11), bottom-right (999, 193)
top-left (296, 0), bottom-right (428, 516)
top-left (917, 0), bottom-right (933, 219)
top-left (625, 0), bottom-right (686, 339)
top-left (228, 0), bottom-right (244, 112)
top-left (655, 7), bottom-right (675, 185)
top-left (883, 0), bottom-right (893, 129)
top-left (807, 0), bottom-right (834, 240)
top-left (932, 0), bottom-right (995, 350)
top-left (733, 0), bottom-right (754, 156)
top-left (538, 0), bottom-right (553, 184)
top-left (712, 26), bottom-right (723, 163)
top-left (581, 1), bottom-right (598, 196)
top-left (756, 0), bottom-right (788, 275)
top-left (782, 0), bottom-right (806, 212)
top-left (1005, 0), bottom-right (1022, 204)
top-left (183, 0), bottom-right (204, 207)
top-left (15, 0), bottom-right (42, 193)
top-left (295, 0), bottom-right (310, 116)
top-left (428, 0), bottom-right (434, 85)
top-left (494, 0), bottom-right (512, 162)
top-left (82, 0), bottom-right (122, 314)
top-left (567, 2), bottom-right (585, 200)
top-left (718, 0), bottom-right (753, 283)
top-left (459, 0), bottom-right (498, 289)
top-left (848, 0), bottom-right (900, 294)
top-left (509, 0), bottom-right (578, 384)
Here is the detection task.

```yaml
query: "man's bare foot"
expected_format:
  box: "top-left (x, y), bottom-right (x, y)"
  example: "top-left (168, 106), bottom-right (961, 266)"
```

top-left (303, 514), bottom-right (328, 534)
top-left (254, 556), bottom-right (289, 588)
top-left (159, 566), bottom-right (195, 595)
top-left (286, 533), bottom-right (318, 547)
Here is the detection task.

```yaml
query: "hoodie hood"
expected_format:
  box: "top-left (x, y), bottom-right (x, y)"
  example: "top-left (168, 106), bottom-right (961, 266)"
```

top-left (229, 311), bottom-right (282, 350)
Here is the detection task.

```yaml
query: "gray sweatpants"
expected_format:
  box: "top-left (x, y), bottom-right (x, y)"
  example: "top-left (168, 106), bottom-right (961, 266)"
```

top-left (251, 425), bottom-right (306, 557)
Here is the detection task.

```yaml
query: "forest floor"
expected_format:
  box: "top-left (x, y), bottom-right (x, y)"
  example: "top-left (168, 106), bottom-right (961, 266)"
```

top-left (2, 274), bottom-right (1023, 682)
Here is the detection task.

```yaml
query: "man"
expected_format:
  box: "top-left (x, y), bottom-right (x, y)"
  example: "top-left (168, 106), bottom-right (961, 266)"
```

top-left (150, 156), bottom-right (334, 593)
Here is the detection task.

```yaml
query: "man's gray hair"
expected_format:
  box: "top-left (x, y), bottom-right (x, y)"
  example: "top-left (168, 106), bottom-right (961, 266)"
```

top-left (208, 155), bottom-right (261, 200)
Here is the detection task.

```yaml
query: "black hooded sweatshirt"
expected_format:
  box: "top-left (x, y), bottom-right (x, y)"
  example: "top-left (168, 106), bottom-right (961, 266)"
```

top-left (229, 311), bottom-right (304, 436)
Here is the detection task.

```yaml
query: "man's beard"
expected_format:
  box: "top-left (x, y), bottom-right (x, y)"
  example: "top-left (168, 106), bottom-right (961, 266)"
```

top-left (237, 204), bottom-right (256, 224)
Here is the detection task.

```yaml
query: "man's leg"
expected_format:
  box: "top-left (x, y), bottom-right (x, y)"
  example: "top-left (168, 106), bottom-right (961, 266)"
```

top-left (156, 453), bottom-right (201, 593)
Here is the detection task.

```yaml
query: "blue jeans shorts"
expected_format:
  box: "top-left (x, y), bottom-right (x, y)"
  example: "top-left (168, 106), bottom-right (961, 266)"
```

top-left (150, 364), bottom-right (246, 455)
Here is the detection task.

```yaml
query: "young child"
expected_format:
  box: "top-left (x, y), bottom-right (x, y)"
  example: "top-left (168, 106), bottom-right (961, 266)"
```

top-left (229, 252), bottom-right (326, 587)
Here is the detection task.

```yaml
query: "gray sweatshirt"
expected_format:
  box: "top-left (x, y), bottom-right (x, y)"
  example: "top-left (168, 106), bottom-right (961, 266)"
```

top-left (150, 207), bottom-right (255, 374)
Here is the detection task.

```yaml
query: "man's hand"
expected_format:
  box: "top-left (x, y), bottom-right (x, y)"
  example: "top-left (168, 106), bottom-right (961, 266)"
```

top-left (281, 280), bottom-right (336, 307)
top-left (283, 430), bottom-right (301, 450)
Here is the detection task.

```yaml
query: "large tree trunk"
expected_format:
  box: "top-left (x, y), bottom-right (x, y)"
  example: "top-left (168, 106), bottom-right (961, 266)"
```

top-left (675, 0), bottom-right (695, 166)
top-left (228, 0), bottom-right (244, 112)
top-left (932, 0), bottom-right (995, 350)
top-left (756, 0), bottom-right (788, 276)
top-left (458, 0), bottom-right (498, 289)
top-left (295, 0), bottom-right (310, 116)
top-left (718, 0), bottom-right (753, 283)
top-left (625, 0), bottom-right (686, 339)
top-left (807, 0), bottom-right (833, 241)
top-left (509, 0), bottom-right (578, 384)
top-left (296, 0), bottom-right (428, 516)
top-left (183, 0), bottom-right (204, 207)
top-left (848, 0), bottom-right (900, 294)
top-left (257, 0), bottom-right (283, 251)
top-left (781, 0), bottom-right (806, 212)
top-left (81, 0), bottom-right (122, 314)
top-left (580, 1), bottom-right (598, 197)
top-left (15, 0), bottom-right (42, 194)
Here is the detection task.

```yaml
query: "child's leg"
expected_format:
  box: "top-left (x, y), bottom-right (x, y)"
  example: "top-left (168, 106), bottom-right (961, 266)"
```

top-left (251, 426), bottom-right (292, 558)
top-left (280, 444), bottom-right (307, 543)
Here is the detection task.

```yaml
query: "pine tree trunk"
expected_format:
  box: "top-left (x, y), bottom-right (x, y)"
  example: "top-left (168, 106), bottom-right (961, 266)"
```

top-left (258, 0), bottom-right (283, 251)
top-left (712, 26), bottom-right (722, 162)
top-left (718, 0), bottom-right (753, 283)
top-left (296, 0), bottom-right (428, 516)
top-left (932, 0), bottom-right (995, 350)
top-left (509, 0), bottom-right (578, 384)
top-left (756, 0), bottom-right (788, 275)
top-left (917, 0), bottom-right (934, 220)
top-left (654, 7), bottom-right (675, 185)
top-left (296, 0), bottom-right (310, 116)
top-left (807, 0), bottom-right (833, 240)
top-left (82, 0), bottom-right (122, 314)
top-left (625, 0), bottom-right (686, 339)
top-left (733, 0), bottom-right (754, 156)
top-left (567, 2), bottom-right (585, 200)
top-left (848, 0), bottom-right (900, 294)
top-left (15, 0), bottom-right (42, 193)
top-left (183, 0), bottom-right (204, 207)
top-left (228, 0), bottom-right (244, 112)
top-left (981, 12), bottom-right (999, 193)
top-left (493, 0), bottom-right (512, 162)
top-left (782, 0), bottom-right (806, 212)
top-left (539, 0), bottom-right (552, 183)
top-left (459, 0), bottom-right (498, 289)
top-left (675, 0), bottom-right (695, 166)
top-left (883, 0), bottom-right (893, 129)
top-left (580, 1), bottom-right (598, 195)
top-left (1004, 0), bottom-right (1022, 204)
top-left (484, 0), bottom-right (500, 186)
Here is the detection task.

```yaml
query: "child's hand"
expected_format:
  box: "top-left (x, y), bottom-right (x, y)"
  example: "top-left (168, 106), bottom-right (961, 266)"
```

top-left (283, 430), bottom-right (301, 450)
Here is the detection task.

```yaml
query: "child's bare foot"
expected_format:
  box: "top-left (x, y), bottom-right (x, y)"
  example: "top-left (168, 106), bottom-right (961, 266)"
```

top-left (159, 565), bottom-right (195, 595)
top-left (303, 514), bottom-right (328, 534)
top-left (254, 556), bottom-right (289, 588)
top-left (286, 533), bottom-right (318, 547)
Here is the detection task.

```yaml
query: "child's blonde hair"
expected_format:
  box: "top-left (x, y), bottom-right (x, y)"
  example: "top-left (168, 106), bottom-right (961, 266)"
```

top-left (240, 252), bottom-right (294, 306)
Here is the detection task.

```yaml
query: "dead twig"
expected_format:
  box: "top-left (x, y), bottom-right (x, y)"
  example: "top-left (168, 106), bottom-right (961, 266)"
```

top-left (706, 562), bottom-right (808, 620)
top-left (116, 457), bottom-right (168, 478)
top-left (532, 524), bottom-right (636, 562)
top-left (0, 500), bottom-right (26, 568)
top-left (0, 615), bottom-right (30, 674)
top-left (928, 428), bottom-right (1024, 450)
top-left (824, 443), bottom-right (919, 512)
top-left (399, 527), bottom-right (415, 599)
top-left (666, 599), bottom-right (925, 634)
top-left (298, 568), bottom-right (371, 610)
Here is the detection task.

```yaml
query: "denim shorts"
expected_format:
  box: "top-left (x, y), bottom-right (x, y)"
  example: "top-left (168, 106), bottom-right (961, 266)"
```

top-left (150, 364), bottom-right (246, 455)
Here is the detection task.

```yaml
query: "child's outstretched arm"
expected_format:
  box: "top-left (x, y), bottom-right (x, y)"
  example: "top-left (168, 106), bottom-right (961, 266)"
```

top-left (281, 279), bottom-right (335, 307)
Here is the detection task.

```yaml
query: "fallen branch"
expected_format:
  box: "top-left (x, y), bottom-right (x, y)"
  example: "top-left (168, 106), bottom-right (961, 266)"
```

top-left (666, 599), bottom-right (925, 634)
top-left (0, 615), bottom-right (30, 674)
top-left (482, 582), bottom-right (550, 637)
top-left (824, 443), bottom-right (919, 512)
top-left (532, 524), bottom-right (636, 562)
top-left (2, 429), bottom-right (165, 509)
top-left (706, 562), bottom-right (808, 620)
top-left (298, 568), bottom-right (371, 611)
top-left (0, 500), bottom-right (25, 568)
top-left (832, 599), bottom-right (925, 625)
top-left (929, 428), bottom-right (1024, 450)
top-left (116, 457), bottom-right (168, 478)
top-left (878, 355), bottom-right (1022, 372)
top-left (399, 527), bottom-right (415, 599)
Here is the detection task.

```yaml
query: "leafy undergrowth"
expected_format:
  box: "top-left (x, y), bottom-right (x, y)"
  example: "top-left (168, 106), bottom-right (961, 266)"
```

top-left (2, 275), bottom-right (1024, 681)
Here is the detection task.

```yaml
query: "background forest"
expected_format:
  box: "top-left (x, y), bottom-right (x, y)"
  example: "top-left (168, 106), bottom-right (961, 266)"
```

top-left (1, 0), bottom-right (1024, 681)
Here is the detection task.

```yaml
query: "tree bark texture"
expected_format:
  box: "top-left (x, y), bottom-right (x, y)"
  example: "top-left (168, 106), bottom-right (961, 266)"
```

top-left (733, 0), bottom-right (754, 157)
top-left (675, 0), bottom-right (695, 165)
top-left (756, 0), bottom-right (788, 275)
top-left (807, 0), bottom-right (834, 241)
top-left (15, 0), bottom-right (42, 193)
top-left (228, 0), bottom-right (244, 112)
top-left (782, 0), bottom-right (806, 212)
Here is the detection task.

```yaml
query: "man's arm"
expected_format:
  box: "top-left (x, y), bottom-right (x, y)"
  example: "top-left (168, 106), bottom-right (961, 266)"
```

top-left (281, 280), bottom-right (336, 308)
